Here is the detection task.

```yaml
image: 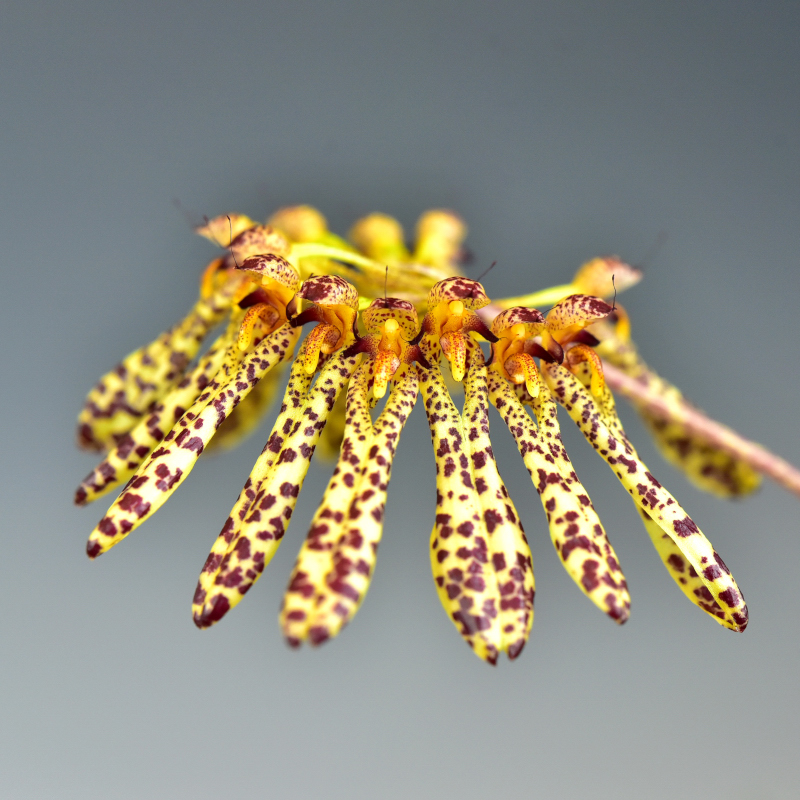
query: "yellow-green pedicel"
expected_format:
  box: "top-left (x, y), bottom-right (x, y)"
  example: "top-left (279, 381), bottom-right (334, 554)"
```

top-left (77, 204), bottom-right (800, 664)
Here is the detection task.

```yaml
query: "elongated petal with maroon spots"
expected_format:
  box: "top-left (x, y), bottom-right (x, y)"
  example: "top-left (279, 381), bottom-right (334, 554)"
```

top-left (487, 371), bottom-right (630, 623)
top-left (635, 506), bottom-right (731, 625)
top-left (75, 324), bottom-right (237, 506)
top-left (422, 363), bottom-right (500, 663)
top-left (422, 359), bottom-right (532, 664)
top-left (462, 359), bottom-right (534, 659)
top-left (77, 283), bottom-right (238, 451)
top-left (192, 350), bottom-right (359, 628)
top-left (281, 362), bottom-right (419, 646)
top-left (205, 359), bottom-right (287, 453)
top-left (543, 362), bottom-right (748, 631)
top-left (86, 324), bottom-right (299, 559)
top-left (194, 346), bottom-right (317, 588)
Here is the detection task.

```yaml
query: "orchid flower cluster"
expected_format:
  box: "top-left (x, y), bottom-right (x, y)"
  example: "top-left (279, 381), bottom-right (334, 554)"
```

top-left (75, 205), bottom-right (800, 664)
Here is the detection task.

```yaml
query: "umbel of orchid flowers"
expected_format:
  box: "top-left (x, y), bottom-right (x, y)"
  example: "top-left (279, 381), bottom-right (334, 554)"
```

top-left (75, 205), bottom-right (800, 664)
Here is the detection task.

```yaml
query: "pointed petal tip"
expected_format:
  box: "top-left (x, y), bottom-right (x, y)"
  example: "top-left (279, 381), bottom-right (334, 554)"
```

top-left (506, 639), bottom-right (526, 661)
top-left (192, 595), bottom-right (231, 630)
top-left (308, 626), bottom-right (331, 647)
top-left (729, 605), bottom-right (749, 633)
top-left (86, 538), bottom-right (102, 560)
top-left (74, 487), bottom-right (88, 506)
top-left (608, 603), bottom-right (630, 625)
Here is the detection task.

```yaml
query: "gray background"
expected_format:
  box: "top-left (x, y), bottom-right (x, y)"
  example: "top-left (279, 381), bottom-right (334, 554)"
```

top-left (1, 2), bottom-right (799, 798)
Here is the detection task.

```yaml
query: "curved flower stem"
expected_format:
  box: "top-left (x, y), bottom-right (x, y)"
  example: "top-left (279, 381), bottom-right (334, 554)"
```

top-left (289, 243), bottom-right (384, 273)
top-left (602, 360), bottom-right (800, 498)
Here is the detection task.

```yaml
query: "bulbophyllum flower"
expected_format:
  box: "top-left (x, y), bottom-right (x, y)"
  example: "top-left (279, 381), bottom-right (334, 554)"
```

top-left (76, 205), bottom-right (800, 664)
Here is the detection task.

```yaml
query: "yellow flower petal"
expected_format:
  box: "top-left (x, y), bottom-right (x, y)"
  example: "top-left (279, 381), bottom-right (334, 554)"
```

top-left (77, 283), bottom-right (237, 451)
top-left (462, 359), bottom-right (534, 659)
top-left (636, 506), bottom-right (732, 625)
top-left (75, 322), bottom-right (236, 505)
top-left (281, 362), bottom-right (419, 645)
top-left (487, 371), bottom-right (630, 623)
top-left (545, 293), bottom-right (613, 341)
top-left (205, 360), bottom-right (287, 453)
top-left (543, 362), bottom-right (748, 631)
top-left (421, 358), bottom-right (532, 664)
top-left (86, 324), bottom-right (299, 558)
top-left (192, 349), bottom-right (359, 628)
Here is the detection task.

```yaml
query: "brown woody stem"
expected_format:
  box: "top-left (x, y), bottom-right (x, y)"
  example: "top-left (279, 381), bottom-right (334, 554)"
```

top-left (602, 360), bottom-right (800, 498)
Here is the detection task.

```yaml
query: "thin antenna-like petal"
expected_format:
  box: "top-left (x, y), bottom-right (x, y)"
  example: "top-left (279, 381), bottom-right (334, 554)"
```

top-left (543, 362), bottom-right (748, 631)
top-left (77, 285), bottom-right (237, 451)
top-left (86, 324), bottom-right (299, 558)
top-left (192, 351), bottom-right (359, 628)
top-left (487, 372), bottom-right (630, 623)
top-left (281, 363), bottom-right (419, 645)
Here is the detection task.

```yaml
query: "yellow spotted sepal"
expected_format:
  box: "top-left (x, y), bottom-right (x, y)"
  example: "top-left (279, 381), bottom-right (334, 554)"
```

top-left (487, 372), bottom-right (630, 623)
top-left (86, 323), bottom-right (299, 558)
top-left (192, 346), bottom-right (359, 628)
top-left (280, 360), bottom-right (419, 646)
top-left (543, 361), bottom-right (748, 631)
top-left (421, 355), bottom-right (534, 664)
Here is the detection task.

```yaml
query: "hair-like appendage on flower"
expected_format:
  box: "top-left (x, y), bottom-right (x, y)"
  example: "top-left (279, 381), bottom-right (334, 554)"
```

top-left (77, 204), bottom-right (800, 664)
top-left (280, 358), bottom-right (419, 646)
top-left (543, 360), bottom-right (748, 631)
top-left (194, 213), bottom-right (258, 247)
top-left (571, 256), bottom-right (642, 298)
top-left (541, 293), bottom-right (614, 360)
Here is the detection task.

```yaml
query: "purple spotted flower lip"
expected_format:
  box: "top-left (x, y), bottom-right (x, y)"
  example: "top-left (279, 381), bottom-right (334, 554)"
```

top-left (75, 206), bottom-right (800, 664)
